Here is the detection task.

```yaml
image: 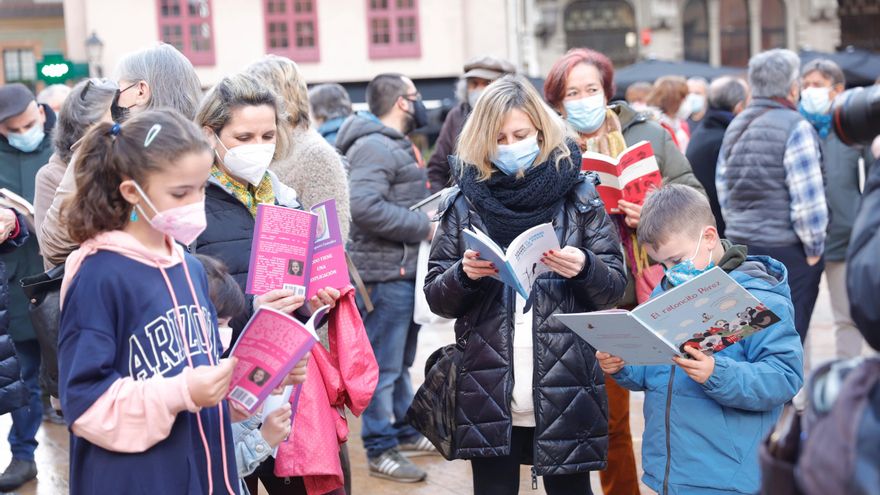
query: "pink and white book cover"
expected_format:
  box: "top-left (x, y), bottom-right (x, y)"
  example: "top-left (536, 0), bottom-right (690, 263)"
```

top-left (246, 204), bottom-right (317, 298)
top-left (246, 200), bottom-right (350, 299)
top-left (226, 306), bottom-right (327, 414)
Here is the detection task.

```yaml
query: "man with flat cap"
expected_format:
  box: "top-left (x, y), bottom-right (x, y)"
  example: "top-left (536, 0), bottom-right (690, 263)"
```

top-left (0, 82), bottom-right (53, 491)
top-left (427, 55), bottom-right (516, 192)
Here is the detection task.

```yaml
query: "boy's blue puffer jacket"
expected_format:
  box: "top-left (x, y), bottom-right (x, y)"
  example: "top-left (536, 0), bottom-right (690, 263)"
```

top-left (614, 255), bottom-right (804, 495)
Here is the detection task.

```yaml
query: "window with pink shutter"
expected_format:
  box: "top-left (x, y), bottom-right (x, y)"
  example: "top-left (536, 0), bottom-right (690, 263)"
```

top-left (263, 0), bottom-right (320, 63)
top-left (367, 0), bottom-right (421, 59)
top-left (156, 0), bottom-right (216, 66)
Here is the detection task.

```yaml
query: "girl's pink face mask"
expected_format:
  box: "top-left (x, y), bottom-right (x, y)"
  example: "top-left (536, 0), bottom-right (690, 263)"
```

top-left (133, 182), bottom-right (207, 246)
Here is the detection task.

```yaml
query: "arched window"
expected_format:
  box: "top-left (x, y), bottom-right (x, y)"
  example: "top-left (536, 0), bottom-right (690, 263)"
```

top-left (761, 0), bottom-right (787, 50)
top-left (564, 0), bottom-right (637, 67)
top-left (720, 0), bottom-right (751, 66)
top-left (683, 0), bottom-right (710, 62)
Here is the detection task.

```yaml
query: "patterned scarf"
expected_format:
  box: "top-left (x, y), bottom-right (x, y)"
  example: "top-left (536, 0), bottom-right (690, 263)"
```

top-left (576, 108), bottom-right (628, 158)
top-left (210, 166), bottom-right (276, 217)
top-left (458, 141), bottom-right (582, 247)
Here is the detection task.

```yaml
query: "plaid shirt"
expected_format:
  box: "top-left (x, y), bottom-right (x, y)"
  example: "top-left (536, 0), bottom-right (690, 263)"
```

top-left (717, 119), bottom-right (827, 257)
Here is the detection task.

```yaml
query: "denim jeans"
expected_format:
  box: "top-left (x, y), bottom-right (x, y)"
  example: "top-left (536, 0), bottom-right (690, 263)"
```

top-left (8, 338), bottom-right (42, 461)
top-left (356, 280), bottom-right (421, 458)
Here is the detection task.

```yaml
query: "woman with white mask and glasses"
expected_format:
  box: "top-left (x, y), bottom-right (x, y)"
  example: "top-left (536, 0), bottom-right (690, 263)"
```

top-left (543, 47), bottom-right (704, 495)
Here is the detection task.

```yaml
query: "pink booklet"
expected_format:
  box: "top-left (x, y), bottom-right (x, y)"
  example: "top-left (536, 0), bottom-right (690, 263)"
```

top-left (226, 306), bottom-right (328, 414)
top-left (246, 199), bottom-right (349, 299)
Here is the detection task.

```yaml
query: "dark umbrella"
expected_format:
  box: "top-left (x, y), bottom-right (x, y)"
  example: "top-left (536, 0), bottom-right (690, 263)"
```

top-left (799, 48), bottom-right (880, 87)
top-left (612, 58), bottom-right (745, 100)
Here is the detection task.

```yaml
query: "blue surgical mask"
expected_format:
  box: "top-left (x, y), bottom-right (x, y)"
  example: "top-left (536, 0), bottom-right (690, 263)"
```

top-left (564, 93), bottom-right (606, 133)
top-left (492, 134), bottom-right (540, 176)
top-left (7, 123), bottom-right (45, 153)
top-left (664, 230), bottom-right (715, 286)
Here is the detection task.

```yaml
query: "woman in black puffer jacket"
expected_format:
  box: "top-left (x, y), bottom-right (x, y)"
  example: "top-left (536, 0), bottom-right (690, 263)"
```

top-left (422, 75), bottom-right (626, 494)
top-left (0, 208), bottom-right (30, 415)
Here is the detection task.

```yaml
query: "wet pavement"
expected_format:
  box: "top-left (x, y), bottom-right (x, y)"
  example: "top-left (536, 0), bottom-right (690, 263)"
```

top-left (0, 276), bottom-right (852, 494)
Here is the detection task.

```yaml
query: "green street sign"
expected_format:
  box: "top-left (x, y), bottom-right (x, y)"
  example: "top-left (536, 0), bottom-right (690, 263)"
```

top-left (36, 53), bottom-right (87, 84)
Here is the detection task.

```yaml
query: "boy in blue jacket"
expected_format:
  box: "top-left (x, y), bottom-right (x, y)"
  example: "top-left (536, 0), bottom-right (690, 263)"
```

top-left (597, 184), bottom-right (804, 495)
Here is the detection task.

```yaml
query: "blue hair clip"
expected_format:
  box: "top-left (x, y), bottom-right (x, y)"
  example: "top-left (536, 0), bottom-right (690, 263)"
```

top-left (109, 123), bottom-right (122, 136)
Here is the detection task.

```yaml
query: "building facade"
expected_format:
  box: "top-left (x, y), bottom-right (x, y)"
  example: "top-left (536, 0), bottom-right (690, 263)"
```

top-left (0, 0), bottom-right (66, 87)
top-left (526, 0), bottom-right (843, 76)
top-left (62, 0), bottom-right (513, 94)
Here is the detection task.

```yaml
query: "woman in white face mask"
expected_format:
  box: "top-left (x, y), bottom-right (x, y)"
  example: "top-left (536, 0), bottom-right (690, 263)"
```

top-left (544, 48), bottom-right (705, 495)
top-left (646, 76), bottom-right (692, 153)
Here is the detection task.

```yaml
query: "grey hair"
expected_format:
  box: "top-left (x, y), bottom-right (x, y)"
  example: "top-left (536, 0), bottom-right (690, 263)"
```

top-left (53, 78), bottom-right (118, 163)
top-left (308, 83), bottom-right (352, 123)
top-left (748, 49), bottom-right (800, 99)
top-left (113, 43), bottom-right (203, 119)
top-left (708, 76), bottom-right (748, 112)
top-left (37, 84), bottom-right (71, 107)
top-left (801, 58), bottom-right (846, 86)
top-left (637, 184), bottom-right (716, 248)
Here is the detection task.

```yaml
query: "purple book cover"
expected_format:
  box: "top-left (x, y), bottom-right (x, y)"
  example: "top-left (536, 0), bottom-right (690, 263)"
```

top-left (307, 199), bottom-right (350, 298)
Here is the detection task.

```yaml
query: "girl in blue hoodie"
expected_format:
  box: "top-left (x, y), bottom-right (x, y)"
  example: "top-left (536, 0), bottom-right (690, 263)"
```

top-left (597, 185), bottom-right (804, 495)
top-left (58, 110), bottom-right (242, 494)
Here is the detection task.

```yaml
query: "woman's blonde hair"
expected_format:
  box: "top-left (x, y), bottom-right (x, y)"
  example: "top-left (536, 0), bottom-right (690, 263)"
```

top-left (247, 55), bottom-right (311, 131)
top-left (195, 72), bottom-right (288, 164)
top-left (456, 75), bottom-right (572, 181)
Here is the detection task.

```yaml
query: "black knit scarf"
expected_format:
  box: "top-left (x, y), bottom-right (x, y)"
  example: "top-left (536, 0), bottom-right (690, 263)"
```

top-left (458, 141), bottom-right (582, 247)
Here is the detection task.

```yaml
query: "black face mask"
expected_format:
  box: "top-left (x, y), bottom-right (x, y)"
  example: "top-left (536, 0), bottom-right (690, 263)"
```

top-left (404, 97), bottom-right (428, 134)
top-left (110, 83), bottom-right (138, 122)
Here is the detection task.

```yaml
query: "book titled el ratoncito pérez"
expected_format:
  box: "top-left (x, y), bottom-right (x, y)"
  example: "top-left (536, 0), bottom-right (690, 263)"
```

top-left (554, 267), bottom-right (782, 365)
top-left (246, 199), bottom-right (349, 299)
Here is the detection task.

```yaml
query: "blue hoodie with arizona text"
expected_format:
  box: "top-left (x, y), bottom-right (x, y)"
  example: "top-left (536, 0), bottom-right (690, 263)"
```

top-left (613, 249), bottom-right (803, 495)
top-left (59, 247), bottom-right (239, 495)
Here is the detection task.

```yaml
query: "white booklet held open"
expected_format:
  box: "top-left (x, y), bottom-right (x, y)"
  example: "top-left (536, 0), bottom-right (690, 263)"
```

top-left (463, 223), bottom-right (560, 299)
top-left (554, 267), bottom-right (782, 365)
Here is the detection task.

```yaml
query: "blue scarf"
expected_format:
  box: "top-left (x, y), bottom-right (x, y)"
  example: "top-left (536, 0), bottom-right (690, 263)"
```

top-left (799, 105), bottom-right (832, 139)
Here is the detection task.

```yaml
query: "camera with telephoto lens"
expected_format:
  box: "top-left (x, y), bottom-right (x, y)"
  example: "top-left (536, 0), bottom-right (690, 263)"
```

top-left (832, 84), bottom-right (880, 146)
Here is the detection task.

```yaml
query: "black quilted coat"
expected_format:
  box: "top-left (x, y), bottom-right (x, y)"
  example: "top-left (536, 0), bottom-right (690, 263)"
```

top-left (423, 170), bottom-right (626, 476)
top-left (0, 210), bottom-right (30, 415)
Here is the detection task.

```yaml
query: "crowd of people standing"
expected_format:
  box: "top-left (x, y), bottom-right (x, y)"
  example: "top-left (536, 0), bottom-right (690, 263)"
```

top-left (0, 37), bottom-right (875, 495)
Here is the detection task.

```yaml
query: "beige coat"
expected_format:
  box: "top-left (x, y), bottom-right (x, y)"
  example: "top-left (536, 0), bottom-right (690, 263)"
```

top-left (35, 153), bottom-right (75, 269)
top-left (271, 125), bottom-right (351, 242)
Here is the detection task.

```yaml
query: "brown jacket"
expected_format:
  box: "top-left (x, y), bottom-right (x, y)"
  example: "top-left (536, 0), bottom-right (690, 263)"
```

top-left (34, 153), bottom-right (72, 269)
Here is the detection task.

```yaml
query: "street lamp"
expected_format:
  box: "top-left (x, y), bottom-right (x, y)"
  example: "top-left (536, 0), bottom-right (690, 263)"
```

top-left (85, 32), bottom-right (104, 78)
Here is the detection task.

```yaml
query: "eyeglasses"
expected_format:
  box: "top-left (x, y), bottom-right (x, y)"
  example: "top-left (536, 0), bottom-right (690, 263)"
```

top-left (401, 91), bottom-right (422, 101)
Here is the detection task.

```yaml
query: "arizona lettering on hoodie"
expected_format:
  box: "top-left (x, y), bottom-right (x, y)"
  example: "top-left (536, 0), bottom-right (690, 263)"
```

top-left (58, 232), bottom-right (239, 495)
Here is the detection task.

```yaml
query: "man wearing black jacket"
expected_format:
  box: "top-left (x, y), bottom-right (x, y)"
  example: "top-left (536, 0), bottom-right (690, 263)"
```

top-left (685, 76), bottom-right (749, 237)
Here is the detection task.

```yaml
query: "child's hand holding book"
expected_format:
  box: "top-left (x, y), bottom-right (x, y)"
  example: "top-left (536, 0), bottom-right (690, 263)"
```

top-left (260, 403), bottom-right (293, 448)
top-left (256, 289), bottom-right (306, 315)
top-left (596, 351), bottom-right (626, 375)
top-left (672, 347), bottom-right (715, 384)
top-left (187, 357), bottom-right (238, 408)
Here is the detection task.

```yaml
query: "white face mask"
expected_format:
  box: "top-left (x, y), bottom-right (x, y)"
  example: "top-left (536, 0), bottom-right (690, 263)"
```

top-left (685, 93), bottom-right (705, 117)
top-left (467, 88), bottom-right (484, 109)
top-left (218, 325), bottom-right (233, 352)
top-left (676, 99), bottom-right (693, 120)
top-left (215, 134), bottom-right (275, 186)
top-left (800, 86), bottom-right (833, 115)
